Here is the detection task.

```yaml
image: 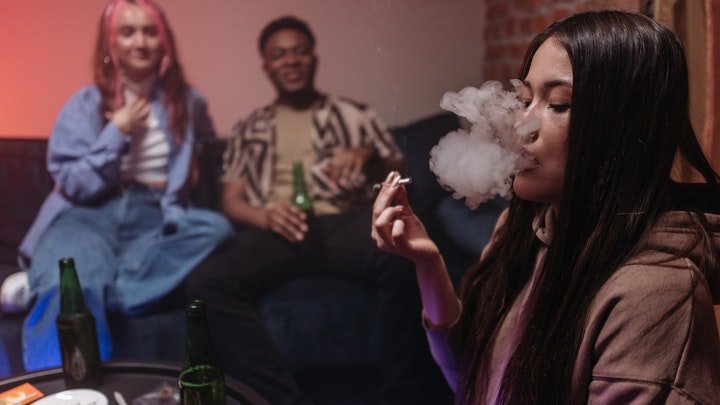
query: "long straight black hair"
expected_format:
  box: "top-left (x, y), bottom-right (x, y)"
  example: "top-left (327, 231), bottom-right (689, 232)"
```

top-left (457, 11), bottom-right (718, 404)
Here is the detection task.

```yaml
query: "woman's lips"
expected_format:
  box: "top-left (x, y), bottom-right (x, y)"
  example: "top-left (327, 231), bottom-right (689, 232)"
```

top-left (517, 152), bottom-right (539, 172)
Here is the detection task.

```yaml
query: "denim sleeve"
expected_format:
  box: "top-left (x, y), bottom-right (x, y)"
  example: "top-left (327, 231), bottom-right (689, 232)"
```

top-left (160, 90), bottom-right (216, 222)
top-left (47, 87), bottom-right (129, 203)
top-left (190, 90), bottom-right (216, 143)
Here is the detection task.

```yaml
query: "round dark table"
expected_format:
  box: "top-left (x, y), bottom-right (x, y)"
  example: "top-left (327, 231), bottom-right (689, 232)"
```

top-left (0, 361), bottom-right (268, 405)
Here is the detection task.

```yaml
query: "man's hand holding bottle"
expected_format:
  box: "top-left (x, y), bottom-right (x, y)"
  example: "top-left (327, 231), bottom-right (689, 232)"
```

top-left (264, 201), bottom-right (309, 242)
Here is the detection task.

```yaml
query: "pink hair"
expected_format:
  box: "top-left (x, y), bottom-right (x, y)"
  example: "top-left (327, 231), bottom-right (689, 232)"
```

top-left (102, 0), bottom-right (173, 109)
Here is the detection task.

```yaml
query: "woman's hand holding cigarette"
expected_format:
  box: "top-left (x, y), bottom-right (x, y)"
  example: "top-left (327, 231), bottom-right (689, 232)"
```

top-left (373, 176), bottom-right (411, 191)
top-left (371, 171), bottom-right (440, 264)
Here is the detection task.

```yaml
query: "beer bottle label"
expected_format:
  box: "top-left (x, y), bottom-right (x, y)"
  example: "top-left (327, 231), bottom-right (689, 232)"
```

top-left (70, 347), bottom-right (87, 381)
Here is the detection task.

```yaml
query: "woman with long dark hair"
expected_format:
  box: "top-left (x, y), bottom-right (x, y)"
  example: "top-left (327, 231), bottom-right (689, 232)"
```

top-left (20, 0), bottom-right (232, 371)
top-left (372, 11), bottom-right (719, 404)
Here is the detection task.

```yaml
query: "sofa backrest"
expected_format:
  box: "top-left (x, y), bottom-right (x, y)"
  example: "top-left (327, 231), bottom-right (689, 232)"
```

top-left (0, 114), bottom-right (460, 267)
top-left (390, 113), bottom-right (459, 216)
top-left (0, 139), bottom-right (53, 266)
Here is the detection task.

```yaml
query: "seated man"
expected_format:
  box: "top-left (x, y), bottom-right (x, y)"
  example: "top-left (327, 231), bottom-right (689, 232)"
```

top-left (186, 16), bottom-right (451, 405)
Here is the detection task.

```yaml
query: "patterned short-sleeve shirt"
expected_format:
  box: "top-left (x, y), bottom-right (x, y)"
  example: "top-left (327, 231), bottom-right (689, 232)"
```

top-left (223, 94), bottom-right (402, 209)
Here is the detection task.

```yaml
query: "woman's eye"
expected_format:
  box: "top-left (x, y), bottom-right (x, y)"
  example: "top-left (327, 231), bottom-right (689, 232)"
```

top-left (143, 26), bottom-right (158, 37)
top-left (119, 27), bottom-right (134, 37)
top-left (549, 103), bottom-right (570, 113)
top-left (522, 99), bottom-right (531, 108)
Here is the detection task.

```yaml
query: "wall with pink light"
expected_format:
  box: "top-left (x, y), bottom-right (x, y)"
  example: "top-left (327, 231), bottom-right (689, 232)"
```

top-left (0, 0), bottom-right (486, 139)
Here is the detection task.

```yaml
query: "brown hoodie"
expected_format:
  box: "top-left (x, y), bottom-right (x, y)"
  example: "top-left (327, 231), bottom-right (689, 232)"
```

top-left (427, 209), bottom-right (720, 404)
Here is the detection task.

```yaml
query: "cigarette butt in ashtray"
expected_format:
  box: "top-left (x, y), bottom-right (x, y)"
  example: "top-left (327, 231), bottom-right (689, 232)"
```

top-left (373, 177), bottom-right (412, 191)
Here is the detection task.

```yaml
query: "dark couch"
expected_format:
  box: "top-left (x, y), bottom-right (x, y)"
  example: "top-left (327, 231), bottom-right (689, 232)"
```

top-left (0, 113), bottom-right (505, 403)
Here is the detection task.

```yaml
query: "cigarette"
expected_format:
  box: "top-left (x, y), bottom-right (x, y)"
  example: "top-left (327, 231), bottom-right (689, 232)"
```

top-left (373, 177), bottom-right (412, 190)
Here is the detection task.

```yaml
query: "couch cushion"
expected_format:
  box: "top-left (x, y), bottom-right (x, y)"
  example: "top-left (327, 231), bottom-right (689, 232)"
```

top-left (258, 278), bottom-right (380, 370)
top-left (189, 138), bottom-right (225, 212)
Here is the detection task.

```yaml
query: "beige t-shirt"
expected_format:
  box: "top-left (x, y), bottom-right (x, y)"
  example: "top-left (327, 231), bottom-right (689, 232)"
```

top-left (270, 104), bottom-right (339, 215)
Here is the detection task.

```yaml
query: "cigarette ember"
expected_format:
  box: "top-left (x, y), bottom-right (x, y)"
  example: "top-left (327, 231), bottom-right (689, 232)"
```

top-left (373, 177), bottom-right (412, 191)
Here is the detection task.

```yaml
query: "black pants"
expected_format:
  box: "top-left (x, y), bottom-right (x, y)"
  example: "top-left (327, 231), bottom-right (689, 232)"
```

top-left (185, 207), bottom-right (452, 405)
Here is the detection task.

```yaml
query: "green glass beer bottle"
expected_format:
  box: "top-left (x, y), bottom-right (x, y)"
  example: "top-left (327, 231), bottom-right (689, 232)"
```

top-left (291, 161), bottom-right (313, 213)
top-left (55, 257), bottom-right (102, 388)
top-left (179, 300), bottom-right (226, 405)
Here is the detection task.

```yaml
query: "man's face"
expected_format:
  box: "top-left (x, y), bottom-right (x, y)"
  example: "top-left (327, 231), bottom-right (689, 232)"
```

top-left (262, 28), bottom-right (317, 96)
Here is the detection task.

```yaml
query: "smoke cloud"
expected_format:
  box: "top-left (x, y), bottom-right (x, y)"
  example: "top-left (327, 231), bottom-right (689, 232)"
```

top-left (429, 80), bottom-right (538, 209)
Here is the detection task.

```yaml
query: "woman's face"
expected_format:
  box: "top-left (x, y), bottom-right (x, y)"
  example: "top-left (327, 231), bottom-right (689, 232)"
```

top-left (513, 37), bottom-right (572, 207)
top-left (113, 3), bottom-right (164, 82)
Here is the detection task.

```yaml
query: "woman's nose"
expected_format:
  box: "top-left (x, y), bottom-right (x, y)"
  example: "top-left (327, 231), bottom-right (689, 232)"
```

top-left (516, 116), bottom-right (540, 144)
top-left (133, 32), bottom-right (147, 47)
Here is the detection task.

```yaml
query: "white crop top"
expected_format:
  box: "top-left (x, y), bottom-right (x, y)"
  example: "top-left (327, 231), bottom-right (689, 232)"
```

top-left (120, 87), bottom-right (170, 185)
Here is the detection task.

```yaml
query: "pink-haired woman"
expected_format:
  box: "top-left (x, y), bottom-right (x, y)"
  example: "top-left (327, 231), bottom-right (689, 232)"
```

top-left (19, 0), bottom-right (232, 371)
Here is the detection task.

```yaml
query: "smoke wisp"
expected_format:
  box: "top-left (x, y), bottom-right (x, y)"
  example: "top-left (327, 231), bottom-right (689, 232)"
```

top-left (429, 80), bottom-right (537, 209)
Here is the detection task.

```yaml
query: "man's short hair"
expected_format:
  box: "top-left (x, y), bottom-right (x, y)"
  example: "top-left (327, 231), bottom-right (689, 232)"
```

top-left (258, 16), bottom-right (316, 54)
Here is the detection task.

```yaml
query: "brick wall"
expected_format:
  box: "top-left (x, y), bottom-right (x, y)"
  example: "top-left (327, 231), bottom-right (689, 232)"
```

top-left (484, 0), bottom-right (643, 81)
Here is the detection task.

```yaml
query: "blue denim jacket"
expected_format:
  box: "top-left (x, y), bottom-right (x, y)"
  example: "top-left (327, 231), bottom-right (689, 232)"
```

top-left (18, 85), bottom-right (215, 268)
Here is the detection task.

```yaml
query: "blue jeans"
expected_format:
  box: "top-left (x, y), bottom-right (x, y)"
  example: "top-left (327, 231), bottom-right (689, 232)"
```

top-left (23, 184), bottom-right (233, 371)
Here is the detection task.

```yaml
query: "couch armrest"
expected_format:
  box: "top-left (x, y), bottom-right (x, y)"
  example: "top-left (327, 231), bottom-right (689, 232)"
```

top-left (0, 138), bottom-right (54, 267)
